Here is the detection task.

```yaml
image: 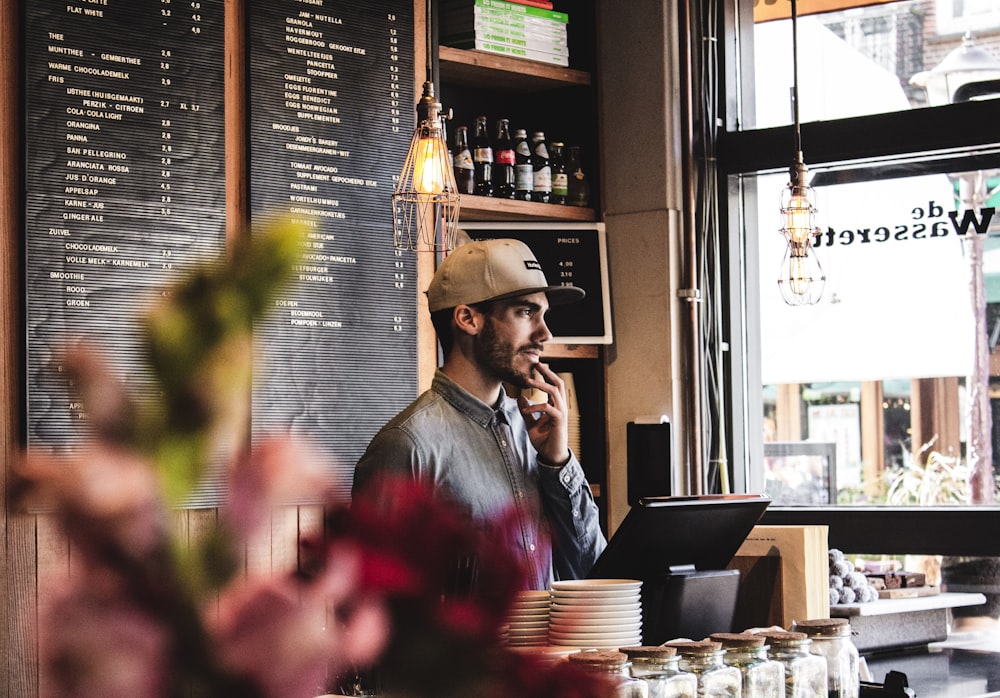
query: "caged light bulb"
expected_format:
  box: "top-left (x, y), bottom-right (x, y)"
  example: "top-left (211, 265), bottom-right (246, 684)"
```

top-left (411, 126), bottom-right (449, 195)
top-left (780, 183), bottom-right (819, 247)
top-left (778, 240), bottom-right (825, 306)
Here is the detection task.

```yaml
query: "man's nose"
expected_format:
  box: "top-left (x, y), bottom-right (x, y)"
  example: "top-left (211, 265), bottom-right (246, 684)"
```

top-left (533, 318), bottom-right (552, 343)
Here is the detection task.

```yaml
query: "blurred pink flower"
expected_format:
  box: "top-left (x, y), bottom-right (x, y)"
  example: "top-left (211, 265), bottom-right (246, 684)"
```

top-left (41, 575), bottom-right (170, 698)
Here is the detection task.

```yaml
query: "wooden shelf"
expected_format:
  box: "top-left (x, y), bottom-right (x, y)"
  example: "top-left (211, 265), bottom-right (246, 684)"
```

top-left (458, 195), bottom-right (595, 222)
top-left (439, 46), bottom-right (591, 91)
top-left (544, 344), bottom-right (600, 360)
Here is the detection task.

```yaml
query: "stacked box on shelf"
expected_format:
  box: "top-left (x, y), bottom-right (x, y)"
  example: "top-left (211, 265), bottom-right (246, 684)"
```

top-left (441, 0), bottom-right (570, 67)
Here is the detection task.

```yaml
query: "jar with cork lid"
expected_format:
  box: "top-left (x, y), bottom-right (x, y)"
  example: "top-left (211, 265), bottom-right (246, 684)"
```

top-left (710, 633), bottom-right (784, 698)
top-left (620, 645), bottom-right (697, 698)
top-left (568, 649), bottom-right (649, 698)
top-left (791, 618), bottom-right (860, 698)
top-left (665, 640), bottom-right (742, 698)
top-left (757, 630), bottom-right (827, 698)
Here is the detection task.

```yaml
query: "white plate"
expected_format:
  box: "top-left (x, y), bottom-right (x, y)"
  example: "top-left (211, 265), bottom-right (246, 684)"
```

top-left (510, 599), bottom-right (552, 609)
top-left (549, 621), bottom-right (642, 633)
top-left (551, 579), bottom-right (642, 591)
top-left (506, 608), bottom-right (550, 617)
top-left (508, 618), bottom-right (549, 630)
top-left (549, 629), bottom-right (644, 642)
top-left (516, 590), bottom-right (553, 600)
top-left (549, 604), bottom-right (642, 616)
top-left (550, 597), bottom-right (642, 609)
top-left (549, 636), bottom-right (643, 649)
top-left (552, 589), bottom-right (641, 599)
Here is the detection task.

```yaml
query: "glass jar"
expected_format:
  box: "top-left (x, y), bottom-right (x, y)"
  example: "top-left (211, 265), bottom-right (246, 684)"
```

top-left (568, 650), bottom-right (649, 698)
top-left (666, 640), bottom-right (742, 698)
top-left (710, 633), bottom-right (784, 698)
top-left (758, 631), bottom-right (827, 698)
top-left (792, 619), bottom-right (860, 698)
top-left (621, 645), bottom-right (698, 698)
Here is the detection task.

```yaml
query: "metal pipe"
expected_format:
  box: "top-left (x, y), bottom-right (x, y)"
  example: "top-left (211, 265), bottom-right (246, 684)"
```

top-left (678, 0), bottom-right (704, 494)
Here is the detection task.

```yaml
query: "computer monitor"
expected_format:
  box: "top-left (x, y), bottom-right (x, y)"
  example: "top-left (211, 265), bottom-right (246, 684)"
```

top-left (588, 493), bottom-right (771, 580)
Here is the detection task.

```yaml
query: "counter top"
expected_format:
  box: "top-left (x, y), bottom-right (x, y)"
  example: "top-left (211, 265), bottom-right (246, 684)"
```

top-left (866, 644), bottom-right (1000, 698)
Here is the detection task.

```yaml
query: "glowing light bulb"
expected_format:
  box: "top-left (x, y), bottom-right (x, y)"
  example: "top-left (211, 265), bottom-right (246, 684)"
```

top-left (411, 134), bottom-right (447, 195)
top-left (784, 189), bottom-right (814, 244)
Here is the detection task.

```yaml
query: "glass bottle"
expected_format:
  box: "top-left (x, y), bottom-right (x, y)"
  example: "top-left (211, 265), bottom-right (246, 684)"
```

top-left (452, 125), bottom-right (474, 195)
top-left (550, 141), bottom-right (568, 204)
top-left (513, 127), bottom-right (533, 201)
top-left (472, 115), bottom-right (494, 197)
top-left (566, 144), bottom-right (591, 207)
top-left (758, 631), bottom-right (827, 698)
top-left (621, 645), bottom-right (698, 698)
top-left (666, 640), bottom-right (741, 698)
top-left (792, 619), bottom-right (860, 698)
top-left (710, 633), bottom-right (784, 698)
top-left (492, 118), bottom-right (516, 199)
top-left (568, 650), bottom-right (649, 698)
top-left (530, 130), bottom-right (551, 203)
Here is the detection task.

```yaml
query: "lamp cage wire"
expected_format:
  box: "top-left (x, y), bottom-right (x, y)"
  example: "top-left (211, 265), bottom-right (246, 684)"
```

top-left (392, 1), bottom-right (460, 252)
top-left (777, 0), bottom-right (826, 305)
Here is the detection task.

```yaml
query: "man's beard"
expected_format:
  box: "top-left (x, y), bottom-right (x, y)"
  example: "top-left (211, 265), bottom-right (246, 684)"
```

top-left (474, 316), bottom-right (539, 389)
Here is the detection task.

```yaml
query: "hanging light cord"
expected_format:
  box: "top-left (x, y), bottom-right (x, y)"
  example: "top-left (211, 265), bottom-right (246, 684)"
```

top-left (791, 0), bottom-right (804, 173)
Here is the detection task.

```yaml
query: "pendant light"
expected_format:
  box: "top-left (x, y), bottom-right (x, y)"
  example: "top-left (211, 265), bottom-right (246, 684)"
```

top-left (392, 1), bottom-right (461, 252)
top-left (777, 0), bottom-right (825, 306)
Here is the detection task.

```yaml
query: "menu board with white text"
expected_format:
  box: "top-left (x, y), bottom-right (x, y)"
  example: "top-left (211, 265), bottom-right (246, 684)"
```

top-left (24, 0), bottom-right (227, 462)
top-left (248, 0), bottom-right (417, 500)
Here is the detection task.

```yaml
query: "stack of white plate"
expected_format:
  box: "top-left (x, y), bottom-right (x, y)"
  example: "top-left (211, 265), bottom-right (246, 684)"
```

top-left (548, 579), bottom-right (643, 650)
top-left (504, 589), bottom-right (552, 647)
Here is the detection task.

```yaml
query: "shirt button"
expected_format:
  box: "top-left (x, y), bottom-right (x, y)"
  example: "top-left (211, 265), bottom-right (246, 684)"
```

top-left (563, 474), bottom-right (571, 483)
top-left (529, 543), bottom-right (536, 552)
top-left (572, 509), bottom-right (580, 518)
top-left (501, 440), bottom-right (507, 447)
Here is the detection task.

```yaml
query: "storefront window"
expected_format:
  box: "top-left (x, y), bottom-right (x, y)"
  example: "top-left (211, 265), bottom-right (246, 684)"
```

top-left (725, 0), bottom-right (1000, 507)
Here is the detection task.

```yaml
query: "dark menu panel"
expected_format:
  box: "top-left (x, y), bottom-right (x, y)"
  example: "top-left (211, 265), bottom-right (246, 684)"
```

top-left (248, 0), bottom-right (416, 500)
top-left (24, 1), bottom-right (226, 450)
top-left (461, 223), bottom-right (613, 344)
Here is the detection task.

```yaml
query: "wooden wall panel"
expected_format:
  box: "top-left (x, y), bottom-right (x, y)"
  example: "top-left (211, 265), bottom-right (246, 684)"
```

top-left (2, 0), bottom-right (26, 692)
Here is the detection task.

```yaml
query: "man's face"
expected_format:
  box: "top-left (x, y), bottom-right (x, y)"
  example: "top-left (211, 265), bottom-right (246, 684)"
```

top-left (473, 292), bottom-right (552, 389)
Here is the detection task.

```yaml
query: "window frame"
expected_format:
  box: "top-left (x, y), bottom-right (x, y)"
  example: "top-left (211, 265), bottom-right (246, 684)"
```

top-left (717, 0), bottom-right (1000, 556)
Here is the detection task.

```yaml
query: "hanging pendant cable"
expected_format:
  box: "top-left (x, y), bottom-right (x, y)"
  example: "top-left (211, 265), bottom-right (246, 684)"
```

top-left (791, 0), bottom-right (803, 164)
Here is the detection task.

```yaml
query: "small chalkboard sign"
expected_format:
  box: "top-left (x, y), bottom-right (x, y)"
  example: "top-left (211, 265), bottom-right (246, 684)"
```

top-left (459, 222), bottom-right (612, 344)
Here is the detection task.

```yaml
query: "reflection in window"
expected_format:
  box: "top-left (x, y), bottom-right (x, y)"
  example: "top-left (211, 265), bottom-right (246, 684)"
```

top-left (747, 0), bottom-right (1000, 506)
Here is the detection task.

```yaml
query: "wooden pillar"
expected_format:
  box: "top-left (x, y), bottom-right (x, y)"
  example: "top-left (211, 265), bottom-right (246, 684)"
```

top-left (860, 381), bottom-right (885, 497)
top-left (775, 383), bottom-right (803, 442)
top-left (911, 377), bottom-right (961, 460)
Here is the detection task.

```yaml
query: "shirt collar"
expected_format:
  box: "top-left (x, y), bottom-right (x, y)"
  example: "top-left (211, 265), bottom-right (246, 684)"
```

top-left (431, 370), bottom-right (519, 427)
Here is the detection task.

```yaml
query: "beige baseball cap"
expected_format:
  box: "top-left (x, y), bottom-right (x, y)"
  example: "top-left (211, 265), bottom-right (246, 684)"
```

top-left (426, 238), bottom-right (585, 312)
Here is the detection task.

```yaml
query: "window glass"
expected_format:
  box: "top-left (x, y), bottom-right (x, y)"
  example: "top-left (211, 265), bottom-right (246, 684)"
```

top-left (751, 0), bottom-right (1000, 126)
top-left (742, 0), bottom-right (1000, 506)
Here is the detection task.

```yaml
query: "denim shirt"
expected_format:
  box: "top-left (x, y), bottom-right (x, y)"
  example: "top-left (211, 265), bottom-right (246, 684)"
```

top-left (353, 370), bottom-right (606, 590)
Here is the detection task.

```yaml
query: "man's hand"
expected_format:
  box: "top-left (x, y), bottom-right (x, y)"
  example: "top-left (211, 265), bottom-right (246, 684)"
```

top-left (518, 362), bottom-right (571, 467)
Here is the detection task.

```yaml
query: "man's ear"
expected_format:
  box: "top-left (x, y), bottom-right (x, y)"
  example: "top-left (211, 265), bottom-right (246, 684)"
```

top-left (453, 304), bottom-right (484, 336)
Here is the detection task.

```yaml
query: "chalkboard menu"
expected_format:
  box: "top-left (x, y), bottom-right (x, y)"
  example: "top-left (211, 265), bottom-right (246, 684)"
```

top-left (248, 0), bottom-right (416, 501)
top-left (24, 2), bottom-right (227, 462)
top-left (461, 223), bottom-right (612, 344)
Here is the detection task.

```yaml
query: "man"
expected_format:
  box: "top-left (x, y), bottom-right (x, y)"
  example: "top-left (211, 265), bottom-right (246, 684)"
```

top-left (352, 238), bottom-right (606, 590)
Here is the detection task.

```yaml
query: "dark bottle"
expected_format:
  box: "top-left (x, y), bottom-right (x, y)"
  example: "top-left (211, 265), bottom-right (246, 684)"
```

top-left (513, 128), bottom-right (533, 201)
top-left (493, 118), bottom-right (516, 199)
top-left (550, 141), bottom-right (568, 205)
top-left (452, 125), bottom-right (475, 195)
top-left (472, 115), bottom-right (494, 197)
top-left (530, 131), bottom-right (551, 204)
top-left (565, 145), bottom-right (591, 207)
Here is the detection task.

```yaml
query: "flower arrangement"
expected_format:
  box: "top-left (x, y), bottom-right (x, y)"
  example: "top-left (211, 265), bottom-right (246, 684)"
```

top-left (11, 220), bottom-right (609, 698)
